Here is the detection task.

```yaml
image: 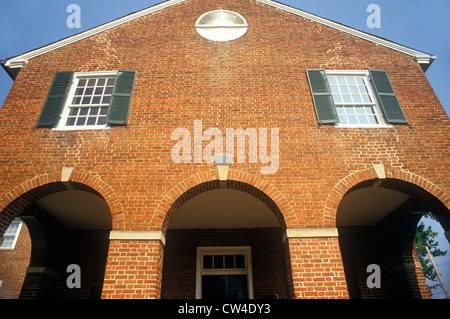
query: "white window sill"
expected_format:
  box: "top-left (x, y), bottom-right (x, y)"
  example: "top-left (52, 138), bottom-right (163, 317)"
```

top-left (52, 126), bottom-right (110, 131)
top-left (335, 124), bottom-right (393, 129)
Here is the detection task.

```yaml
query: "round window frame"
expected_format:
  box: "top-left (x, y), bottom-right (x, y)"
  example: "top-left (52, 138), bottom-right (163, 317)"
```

top-left (195, 10), bottom-right (248, 42)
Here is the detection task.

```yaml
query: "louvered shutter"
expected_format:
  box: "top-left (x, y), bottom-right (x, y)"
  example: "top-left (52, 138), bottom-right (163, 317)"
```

top-left (106, 70), bottom-right (136, 125)
top-left (37, 71), bottom-right (73, 127)
top-left (306, 69), bottom-right (339, 124)
top-left (369, 70), bottom-right (407, 124)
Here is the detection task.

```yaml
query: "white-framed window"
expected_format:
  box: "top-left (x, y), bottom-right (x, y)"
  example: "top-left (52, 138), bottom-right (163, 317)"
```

top-left (326, 70), bottom-right (390, 128)
top-left (55, 71), bottom-right (118, 130)
top-left (195, 10), bottom-right (248, 42)
top-left (196, 246), bottom-right (254, 299)
top-left (0, 219), bottom-right (23, 250)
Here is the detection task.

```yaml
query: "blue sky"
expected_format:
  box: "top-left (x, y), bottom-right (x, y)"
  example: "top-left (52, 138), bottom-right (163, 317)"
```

top-left (0, 0), bottom-right (449, 298)
top-left (1, 0), bottom-right (449, 117)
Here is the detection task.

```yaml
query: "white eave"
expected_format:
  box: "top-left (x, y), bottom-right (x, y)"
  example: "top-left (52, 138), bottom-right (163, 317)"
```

top-left (255, 0), bottom-right (436, 71)
top-left (2, 0), bottom-right (187, 79)
top-left (1, 0), bottom-right (435, 79)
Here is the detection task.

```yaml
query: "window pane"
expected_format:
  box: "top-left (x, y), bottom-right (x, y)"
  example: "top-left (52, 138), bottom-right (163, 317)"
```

top-left (347, 77), bottom-right (356, 85)
top-left (359, 85), bottom-right (368, 94)
top-left (66, 117), bottom-right (76, 126)
top-left (368, 115), bottom-right (378, 124)
top-left (87, 117), bottom-right (97, 125)
top-left (358, 116), bottom-right (369, 124)
top-left (347, 115), bottom-right (358, 124)
top-left (82, 96), bottom-right (91, 104)
top-left (340, 86), bottom-right (349, 94)
top-left (362, 95), bottom-right (372, 103)
top-left (235, 255), bottom-right (245, 268)
top-left (1, 236), bottom-right (14, 248)
top-left (355, 106), bottom-right (365, 115)
top-left (102, 96), bottom-right (111, 104)
top-left (225, 255), bottom-right (234, 268)
top-left (342, 95), bottom-right (352, 103)
top-left (104, 86), bottom-right (114, 95)
top-left (327, 77), bottom-right (337, 85)
top-left (79, 108), bottom-right (89, 116)
top-left (5, 223), bottom-right (18, 235)
top-left (86, 87), bottom-right (95, 95)
top-left (364, 106), bottom-right (374, 114)
top-left (330, 86), bottom-right (339, 95)
top-left (90, 107), bottom-right (100, 115)
top-left (349, 86), bottom-right (359, 94)
top-left (203, 255), bottom-right (213, 269)
top-left (214, 255), bottom-right (224, 269)
top-left (76, 117), bottom-right (87, 126)
top-left (333, 95), bottom-right (342, 103)
top-left (352, 95), bottom-right (362, 103)
top-left (338, 114), bottom-right (348, 124)
top-left (92, 96), bottom-right (102, 104)
top-left (337, 77), bottom-right (346, 85)
top-left (72, 96), bottom-right (82, 105)
top-left (97, 116), bottom-right (107, 125)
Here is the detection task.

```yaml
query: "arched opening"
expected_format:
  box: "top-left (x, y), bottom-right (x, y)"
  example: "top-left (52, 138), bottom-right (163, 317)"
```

top-left (161, 180), bottom-right (291, 299)
top-left (336, 178), bottom-right (449, 299)
top-left (0, 181), bottom-right (112, 299)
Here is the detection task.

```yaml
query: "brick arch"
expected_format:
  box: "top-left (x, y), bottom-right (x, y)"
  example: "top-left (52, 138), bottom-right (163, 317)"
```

top-left (0, 170), bottom-right (124, 236)
top-left (153, 169), bottom-right (295, 234)
top-left (323, 167), bottom-right (450, 227)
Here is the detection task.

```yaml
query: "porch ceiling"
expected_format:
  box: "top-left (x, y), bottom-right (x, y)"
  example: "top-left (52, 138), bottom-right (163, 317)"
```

top-left (337, 187), bottom-right (410, 226)
top-left (168, 188), bottom-right (280, 229)
top-left (36, 190), bottom-right (112, 230)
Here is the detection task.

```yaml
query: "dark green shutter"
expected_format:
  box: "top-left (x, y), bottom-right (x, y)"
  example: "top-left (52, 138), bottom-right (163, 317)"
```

top-left (306, 69), bottom-right (339, 124)
top-left (106, 70), bottom-right (136, 125)
top-left (369, 70), bottom-right (407, 124)
top-left (37, 71), bottom-right (73, 127)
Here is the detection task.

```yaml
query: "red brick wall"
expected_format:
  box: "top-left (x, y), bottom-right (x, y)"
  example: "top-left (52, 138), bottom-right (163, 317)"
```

top-left (0, 0), bottom-right (448, 298)
top-left (287, 237), bottom-right (349, 299)
top-left (102, 240), bottom-right (164, 299)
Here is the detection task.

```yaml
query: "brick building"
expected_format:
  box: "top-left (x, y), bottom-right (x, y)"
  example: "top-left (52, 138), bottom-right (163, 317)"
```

top-left (0, 0), bottom-right (449, 299)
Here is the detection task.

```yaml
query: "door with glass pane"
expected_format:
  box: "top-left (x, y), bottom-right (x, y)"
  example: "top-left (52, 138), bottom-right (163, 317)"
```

top-left (196, 247), bottom-right (253, 299)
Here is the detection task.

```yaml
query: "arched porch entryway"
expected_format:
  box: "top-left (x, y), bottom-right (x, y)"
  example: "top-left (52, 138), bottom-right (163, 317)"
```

top-left (0, 180), bottom-right (113, 299)
top-left (160, 179), bottom-right (292, 299)
top-left (336, 177), bottom-right (450, 299)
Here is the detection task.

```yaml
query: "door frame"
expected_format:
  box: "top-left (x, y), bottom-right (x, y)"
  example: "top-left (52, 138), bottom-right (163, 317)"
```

top-left (196, 246), bottom-right (254, 299)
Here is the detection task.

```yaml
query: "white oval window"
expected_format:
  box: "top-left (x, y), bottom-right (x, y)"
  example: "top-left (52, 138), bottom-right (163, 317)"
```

top-left (196, 10), bottom-right (248, 42)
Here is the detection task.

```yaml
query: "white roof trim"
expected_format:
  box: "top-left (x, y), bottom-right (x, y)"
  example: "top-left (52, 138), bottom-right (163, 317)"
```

top-left (3, 0), bottom-right (435, 76)
top-left (255, 0), bottom-right (435, 70)
top-left (3, 0), bottom-right (186, 71)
